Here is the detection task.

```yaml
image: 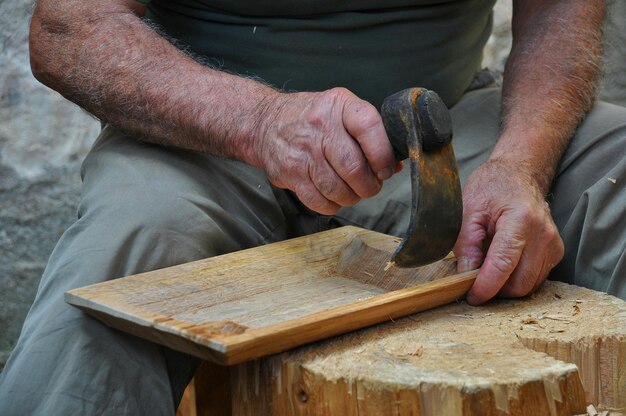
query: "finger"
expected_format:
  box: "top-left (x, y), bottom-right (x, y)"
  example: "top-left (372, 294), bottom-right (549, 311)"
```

top-left (530, 253), bottom-right (555, 293)
top-left (323, 131), bottom-right (381, 199)
top-left (532, 236), bottom-right (565, 292)
top-left (498, 246), bottom-right (544, 298)
top-left (531, 230), bottom-right (564, 293)
top-left (453, 211), bottom-right (490, 273)
top-left (466, 222), bottom-right (525, 305)
top-left (294, 181), bottom-right (340, 215)
top-left (500, 220), bottom-right (564, 297)
top-left (342, 96), bottom-right (396, 181)
top-left (308, 158), bottom-right (361, 207)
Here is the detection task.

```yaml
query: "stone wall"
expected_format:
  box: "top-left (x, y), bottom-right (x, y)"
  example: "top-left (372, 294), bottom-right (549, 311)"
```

top-left (1, 0), bottom-right (625, 369)
top-left (0, 0), bottom-right (101, 368)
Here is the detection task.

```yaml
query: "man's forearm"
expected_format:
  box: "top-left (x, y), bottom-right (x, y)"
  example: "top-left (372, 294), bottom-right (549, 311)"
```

top-left (30, 0), bottom-right (276, 164)
top-left (30, 0), bottom-right (398, 214)
top-left (492, 0), bottom-right (605, 193)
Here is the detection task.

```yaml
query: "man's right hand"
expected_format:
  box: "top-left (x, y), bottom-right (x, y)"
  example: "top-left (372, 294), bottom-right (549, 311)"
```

top-left (251, 88), bottom-right (399, 215)
top-left (30, 1), bottom-right (397, 213)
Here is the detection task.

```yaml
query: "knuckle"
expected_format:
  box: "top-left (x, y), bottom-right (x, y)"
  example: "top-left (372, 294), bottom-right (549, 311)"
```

top-left (282, 157), bottom-right (300, 175)
top-left (327, 87), bottom-right (352, 101)
top-left (305, 109), bottom-right (330, 132)
top-left (316, 177), bottom-right (360, 206)
top-left (553, 236), bottom-right (565, 260)
top-left (342, 158), bottom-right (368, 183)
top-left (318, 180), bottom-right (340, 200)
top-left (548, 222), bottom-right (561, 239)
top-left (330, 149), bottom-right (381, 198)
top-left (516, 204), bottom-right (537, 224)
top-left (296, 186), bottom-right (334, 214)
top-left (311, 88), bottom-right (350, 123)
top-left (533, 240), bottom-right (564, 274)
top-left (329, 88), bottom-right (382, 134)
top-left (313, 174), bottom-right (335, 196)
top-left (537, 219), bottom-right (563, 255)
top-left (349, 101), bottom-right (380, 128)
top-left (489, 253), bottom-right (517, 276)
top-left (500, 234), bottom-right (525, 251)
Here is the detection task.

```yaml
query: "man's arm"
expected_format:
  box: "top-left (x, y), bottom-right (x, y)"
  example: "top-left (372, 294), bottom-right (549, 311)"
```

top-left (30, 0), bottom-right (397, 214)
top-left (454, 0), bottom-right (605, 304)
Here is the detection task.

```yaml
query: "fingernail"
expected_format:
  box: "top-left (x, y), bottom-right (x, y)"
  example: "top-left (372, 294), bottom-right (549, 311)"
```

top-left (377, 167), bottom-right (393, 181)
top-left (457, 256), bottom-right (473, 273)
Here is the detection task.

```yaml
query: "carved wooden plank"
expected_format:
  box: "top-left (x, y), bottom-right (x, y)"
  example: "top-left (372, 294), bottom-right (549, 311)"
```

top-left (66, 226), bottom-right (476, 365)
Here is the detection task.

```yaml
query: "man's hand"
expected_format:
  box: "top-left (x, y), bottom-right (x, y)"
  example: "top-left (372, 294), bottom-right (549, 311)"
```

top-left (454, 160), bottom-right (564, 305)
top-left (452, 0), bottom-right (603, 305)
top-left (30, 1), bottom-right (398, 213)
top-left (252, 88), bottom-right (398, 214)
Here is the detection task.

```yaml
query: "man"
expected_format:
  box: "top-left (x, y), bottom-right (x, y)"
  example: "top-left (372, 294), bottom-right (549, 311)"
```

top-left (1, 0), bottom-right (624, 414)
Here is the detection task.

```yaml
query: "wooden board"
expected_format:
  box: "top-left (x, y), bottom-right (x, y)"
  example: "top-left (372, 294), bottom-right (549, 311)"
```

top-left (66, 226), bottom-right (477, 365)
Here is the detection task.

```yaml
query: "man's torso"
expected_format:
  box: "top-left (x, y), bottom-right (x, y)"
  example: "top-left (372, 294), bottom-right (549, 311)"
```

top-left (146, 0), bottom-right (496, 107)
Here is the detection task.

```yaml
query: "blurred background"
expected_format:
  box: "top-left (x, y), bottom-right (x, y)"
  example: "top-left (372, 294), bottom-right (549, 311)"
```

top-left (1, 0), bottom-right (625, 369)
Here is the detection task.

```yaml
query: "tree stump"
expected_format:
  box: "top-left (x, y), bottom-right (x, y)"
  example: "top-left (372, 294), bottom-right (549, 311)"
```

top-left (221, 281), bottom-right (625, 415)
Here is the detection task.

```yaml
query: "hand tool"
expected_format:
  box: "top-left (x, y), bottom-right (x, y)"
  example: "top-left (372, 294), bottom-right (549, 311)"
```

top-left (381, 88), bottom-right (462, 267)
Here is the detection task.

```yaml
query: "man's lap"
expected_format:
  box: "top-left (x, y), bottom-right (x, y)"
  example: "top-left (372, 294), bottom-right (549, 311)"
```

top-left (1, 87), bottom-right (625, 414)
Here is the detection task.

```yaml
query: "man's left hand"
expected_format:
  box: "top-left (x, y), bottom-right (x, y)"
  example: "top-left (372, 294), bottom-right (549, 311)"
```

top-left (453, 159), bottom-right (564, 305)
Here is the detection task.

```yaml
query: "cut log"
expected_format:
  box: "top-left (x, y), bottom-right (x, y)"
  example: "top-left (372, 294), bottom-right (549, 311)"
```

top-left (228, 281), bottom-right (626, 415)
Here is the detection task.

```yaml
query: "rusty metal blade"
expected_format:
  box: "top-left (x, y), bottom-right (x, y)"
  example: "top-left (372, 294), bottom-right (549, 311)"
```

top-left (381, 88), bottom-right (462, 267)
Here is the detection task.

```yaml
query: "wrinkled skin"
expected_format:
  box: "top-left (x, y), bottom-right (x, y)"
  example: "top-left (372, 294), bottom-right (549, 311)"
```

top-left (255, 88), bottom-right (399, 215)
top-left (454, 160), bottom-right (564, 305)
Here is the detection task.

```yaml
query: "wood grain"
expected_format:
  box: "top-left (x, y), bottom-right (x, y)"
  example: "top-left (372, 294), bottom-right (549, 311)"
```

top-left (65, 226), bottom-right (476, 365)
top-left (228, 281), bottom-right (626, 415)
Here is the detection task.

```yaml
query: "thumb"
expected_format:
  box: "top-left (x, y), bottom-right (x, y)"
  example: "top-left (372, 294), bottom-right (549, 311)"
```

top-left (454, 212), bottom-right (490, 273)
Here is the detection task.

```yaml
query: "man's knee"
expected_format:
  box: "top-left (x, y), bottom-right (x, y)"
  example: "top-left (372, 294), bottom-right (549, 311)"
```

top-left (78, 127), bottom-right (286, 269)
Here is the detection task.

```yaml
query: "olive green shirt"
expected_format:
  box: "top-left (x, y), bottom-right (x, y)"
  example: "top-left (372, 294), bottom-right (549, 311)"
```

top-left (146, 0), bottom-right (495, 108)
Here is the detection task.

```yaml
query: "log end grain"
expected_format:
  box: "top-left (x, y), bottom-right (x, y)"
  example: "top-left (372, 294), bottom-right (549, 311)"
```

top-left (231, 281), bottom-right (626, 415)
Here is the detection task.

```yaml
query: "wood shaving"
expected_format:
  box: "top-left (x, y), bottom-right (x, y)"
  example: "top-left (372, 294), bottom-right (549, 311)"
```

top-left (408, 346), bottom-right (424, 357)
top-left (521, 317), bottom-right (539, 325)
top-left (384, 261), bottom-right (395, 271)
top-left (554, 293), bottom-right (562, 299)
top-left (586, 405), bottom-right (598, 416)
top-left (540, 314), bottom-right (575, 323)
top-left (573, 304), bottom-right (581, 315)
top-left (450, 314), bottom-right (474, 319)
top-left (575, 404), bottom-right (623, 416)
top-left (607, 177), bottom-right (617, 184)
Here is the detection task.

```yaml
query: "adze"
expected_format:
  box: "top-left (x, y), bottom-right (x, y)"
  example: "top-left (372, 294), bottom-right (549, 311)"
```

top-left (381, 88), bottom-right (463, 267)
